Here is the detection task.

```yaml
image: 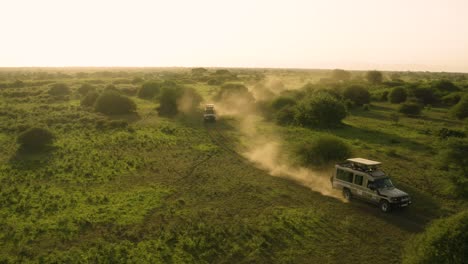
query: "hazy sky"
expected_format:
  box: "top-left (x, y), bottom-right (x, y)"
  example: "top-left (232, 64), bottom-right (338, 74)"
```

top-left (1, 0), bottom-right (467, 72)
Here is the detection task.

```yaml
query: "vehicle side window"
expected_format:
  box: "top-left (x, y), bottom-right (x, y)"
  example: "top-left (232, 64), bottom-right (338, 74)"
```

top-left (336, 169), bottom-right (353, 183)
top-left (354, 175), bottom-right (363, 186)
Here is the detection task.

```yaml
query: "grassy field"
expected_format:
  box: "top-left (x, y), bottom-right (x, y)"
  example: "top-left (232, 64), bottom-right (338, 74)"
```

top-left (0, 68), bottom-right (466, 263)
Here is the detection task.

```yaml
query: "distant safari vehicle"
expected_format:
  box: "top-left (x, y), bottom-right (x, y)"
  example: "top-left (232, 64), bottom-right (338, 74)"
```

top-left (331, 158), bottom-right (411, 212)
top-left (204, 104), bottom-right (217, 122)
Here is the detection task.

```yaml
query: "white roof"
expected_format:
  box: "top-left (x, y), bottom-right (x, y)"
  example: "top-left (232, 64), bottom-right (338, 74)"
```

top-left (347, 158), bottom-right (381, 166)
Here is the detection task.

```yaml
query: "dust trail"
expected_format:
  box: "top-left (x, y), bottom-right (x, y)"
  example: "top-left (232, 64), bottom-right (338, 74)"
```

top-left (238, 116), bottom-right (344, 200)
top-left (211, 83), bottom-right (344, 201)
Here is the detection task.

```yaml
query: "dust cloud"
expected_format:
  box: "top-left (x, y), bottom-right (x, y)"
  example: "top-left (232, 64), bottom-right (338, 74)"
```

top-left (214, 90), bottom-right (344, 200)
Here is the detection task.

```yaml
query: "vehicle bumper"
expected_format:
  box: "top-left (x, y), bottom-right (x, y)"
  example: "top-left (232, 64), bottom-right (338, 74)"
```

top-left (391, 200), bottom-right (412, 208)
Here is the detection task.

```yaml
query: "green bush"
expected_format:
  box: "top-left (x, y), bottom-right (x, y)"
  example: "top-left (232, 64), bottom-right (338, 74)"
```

top-left (403, 210), bottom-right (468, 264)
top-left (388, 87), bottom-right (407, 103)
top-left (271, 96), bottom-right (297, 111)
top-left (275, 106), bottom-right (296, 125)
top-left (441, 92), bottom-right (462, 106)
top-left (158, 87), bottom-right (182, 117)
top-left (296, 135), bottom-right (352, 166)
top-left (48, 83), bottom-right (70, 96)
top-left (450, 94), bottom-right (468, 120)
top-left (398, 102), bottom-right (422, 116)
top-left (94, 91), bottom-right (136, 115)
top-left (80, 91), bottom-right (100, 107)
top-left (410, 87), bottom-right (438, 105)
top-left (77, 83), bottom-right (96, 95)
top-left (366, 70), bottom-right (383, 84)
top-left (294, 93), bottom-right (347, 127)
top-left (343, 85), bottom-right (370, 106)
top-left (138, 81), bottom-right (161, 99)
top-left (17, 127), bottom-right (55, 151)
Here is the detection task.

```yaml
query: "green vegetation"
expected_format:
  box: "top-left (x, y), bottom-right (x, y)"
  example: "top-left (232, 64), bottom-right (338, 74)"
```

top-left (399, 102), bottom-right (422, 116)
top-left (138, 81), bottom-right (160, 99)
top-left (403, 210), bottom-right (468, 264)
top-left (294, 92), bottom-right (347, 127)
top-left (366, 70), bottom-right (383, 84)
top-left (94, 91), bottom-right (137, 115)
top-left (17, 127), bottom-right (55, 151)
top-left (450, 94), bottom-right (468, 119)
top-left (297, 135), bottom-right (352, 166)
top-left (343, 84), bottom-right (370, 106)
top-left (0, 67), bottom-right (467, 263)
top-left (389, 87), bottom-right (407, 103)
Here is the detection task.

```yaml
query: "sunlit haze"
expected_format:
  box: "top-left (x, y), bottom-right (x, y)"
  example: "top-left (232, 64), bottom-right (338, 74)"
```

top-left (1, 0), bottom-right (467, 72)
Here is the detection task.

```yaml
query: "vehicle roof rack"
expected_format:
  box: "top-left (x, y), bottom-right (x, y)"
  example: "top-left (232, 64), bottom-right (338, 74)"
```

top-left (346, 158), bottom-right (381, 166)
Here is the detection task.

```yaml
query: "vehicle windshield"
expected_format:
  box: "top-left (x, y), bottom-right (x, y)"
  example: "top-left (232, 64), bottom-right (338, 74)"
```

top-left (374, 178), bottom-right (394, 189)
top-left (205, 109), bottom-right (215, 114)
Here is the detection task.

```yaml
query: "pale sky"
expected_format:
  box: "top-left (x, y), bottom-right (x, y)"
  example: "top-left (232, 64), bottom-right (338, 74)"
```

top-left (0, 0), bottom-right (467, 72)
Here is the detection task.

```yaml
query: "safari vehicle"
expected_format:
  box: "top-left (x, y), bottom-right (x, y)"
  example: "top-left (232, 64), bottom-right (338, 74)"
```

top-left (331, 158), bottom-right (411, 212)
top-left (204, 104), bottom-right (217, 122)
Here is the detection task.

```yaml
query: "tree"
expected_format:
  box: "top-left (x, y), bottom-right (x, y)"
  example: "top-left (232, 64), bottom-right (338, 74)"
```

top-left (342, 85), bottom-right (370, 106)
top-left (432, 79), bottom-right (459, 93)
top-left (80, 91), bottom-right (100, 107)
top-left (439, 138), bottom-right (468, 196)
top-left (410, 87), bottom-right (438, 105)
top-left (294, 93), bottom-right (347, 127)
top-left (366, 70), bottom-right (383, 84)
top-left (403, 210), bottom-right (468, 264)
top-left (398, 103), bottom-right (422, 116)
top-left (450, 94), bottom-right (468, 120)
top-left (331, 69), bottom-right (351, 82)
top-left (94, 91), bottom-right (136, 115)
top-left (191, 68), bottom-right (208, 75)
top-left (77, 83), bottom-right (96, 95)
top-left (158, 87), bottom-right (182, 117)
top-left (138, 81), bottom-right (161, 99)
top-left (48, 83), bottom-right (70, 96)
top-left (388, 87), bottom-right (407, 103)
top-left (17, 127), bottom-right (55, 151)
top-left (297, 135), bottom-right (352, 166)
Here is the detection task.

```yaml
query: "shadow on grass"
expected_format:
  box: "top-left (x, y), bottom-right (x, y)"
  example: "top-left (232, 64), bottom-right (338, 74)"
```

top-left (9, 145), bottom-right (56, 171)
top-left (323, 124), bottom-right (430, 152)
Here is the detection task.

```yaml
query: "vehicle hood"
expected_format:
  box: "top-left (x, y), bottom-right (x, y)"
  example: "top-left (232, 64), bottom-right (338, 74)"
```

top-left (378, 188), bottom-right (408, 198)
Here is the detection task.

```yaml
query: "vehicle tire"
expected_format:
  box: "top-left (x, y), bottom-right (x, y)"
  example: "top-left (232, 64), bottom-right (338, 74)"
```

top-left (343, 188), bottom-right (352, 201)
top-left (379, 200), bottom-right (392, 213)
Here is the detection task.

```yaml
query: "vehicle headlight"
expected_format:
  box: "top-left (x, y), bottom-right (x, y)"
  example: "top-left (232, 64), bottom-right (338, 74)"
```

top-left (391, 197), bottom-right (399, 202)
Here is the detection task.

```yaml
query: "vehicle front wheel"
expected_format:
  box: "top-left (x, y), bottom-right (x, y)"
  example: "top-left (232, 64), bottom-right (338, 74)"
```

top-left (343, 188), bottom-right (352, 201)
top-left (379, 200), bottom-right (392, 213)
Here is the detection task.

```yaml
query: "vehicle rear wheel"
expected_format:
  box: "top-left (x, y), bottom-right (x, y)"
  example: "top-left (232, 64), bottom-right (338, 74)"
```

top-left (380, 200), bottom-right (391, 213)
top-left (343, 188), bottom-right (352, 201)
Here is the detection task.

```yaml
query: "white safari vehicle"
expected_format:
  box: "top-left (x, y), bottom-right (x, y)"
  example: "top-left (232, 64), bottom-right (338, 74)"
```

top-left (331, 158), bottom-right (411, 212)
top-left (203, 104), bottom-right (217, 122)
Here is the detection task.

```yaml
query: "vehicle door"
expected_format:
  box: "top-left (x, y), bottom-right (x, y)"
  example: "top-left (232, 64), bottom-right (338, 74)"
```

top-left (361, 177), bottom-right (379, 203)
top-left (351, 173), bottom-right (366, 199)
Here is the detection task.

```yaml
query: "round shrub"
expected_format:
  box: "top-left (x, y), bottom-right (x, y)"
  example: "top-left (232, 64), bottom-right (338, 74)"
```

top-left (80, 91), bottom-right (100, 107)
top-left (275, 106), bottom-right (296, 125)
top-left (294, 93), bottom-right (347, 127)
top-left (17, 127), bottom-right (55, 150)
top-left (450, 94), bottom-right (468, 120)
top-left (388, 87), bottom-right (407, 103)
top-left (398, 102), bottom-right (422, 116)
top-left (343, 85), bottom-right (370, 106)
top-left (138, 81), bottom-right (161, 99)
top-left (366, 70), bottom-right (383, 84)
top-left (158, 87), bottom-right (182, 117)
top-left (48, 83), bottom-right (70, 96)
top-left (77, 83), bottom-right (96, 95)
top-left (271, 96), bottom-right (297, 110)
top-left (94, 91), bottom-right (136, 115)
top-left (297, 135), bottom-right (352, 166)
top-left (410, 87), bottom-right (438, 105)
top-left (402, 210), bottom-right (468, 264)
